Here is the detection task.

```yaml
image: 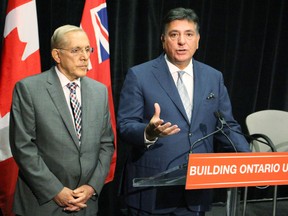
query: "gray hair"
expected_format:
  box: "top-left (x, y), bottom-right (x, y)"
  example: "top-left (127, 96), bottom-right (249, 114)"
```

top-left (51, 25), bottom-right (84, 50)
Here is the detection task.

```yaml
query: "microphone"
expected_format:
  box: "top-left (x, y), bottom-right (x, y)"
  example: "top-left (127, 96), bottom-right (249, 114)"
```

top-left (167, 124), bottom-right (221, 168)
top-left (214, 111), bottom-right (227, 126)
top-left (189, 121), bottom-right (224, 153)
top-left (215, 111), bottom-right (276, 152)
top-left (214, 111), bottom-right (238, 152)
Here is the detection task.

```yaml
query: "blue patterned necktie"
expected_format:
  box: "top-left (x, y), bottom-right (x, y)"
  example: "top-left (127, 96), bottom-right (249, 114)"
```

top-left (177, 71), bottom-right (192, 121)
top-left (67, 82), bottom-right (82, 142)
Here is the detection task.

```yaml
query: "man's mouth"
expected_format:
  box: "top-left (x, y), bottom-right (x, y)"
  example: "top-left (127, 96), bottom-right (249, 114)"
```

top-left (79, 65), bottom-right (88, 69)
top-left (176, 49), bottom-right (187, 54)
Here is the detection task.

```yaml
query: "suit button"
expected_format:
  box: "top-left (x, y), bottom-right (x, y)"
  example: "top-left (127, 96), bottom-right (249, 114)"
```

top-left (188, 133), bottom-right (192, 136)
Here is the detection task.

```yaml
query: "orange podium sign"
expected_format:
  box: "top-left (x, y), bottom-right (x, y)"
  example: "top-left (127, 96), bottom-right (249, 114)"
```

top-left (185, 152), bottom-right (288, 190)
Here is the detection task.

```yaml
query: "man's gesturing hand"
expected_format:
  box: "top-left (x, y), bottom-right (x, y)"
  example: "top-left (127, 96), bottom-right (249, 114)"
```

top-left (145, 103), bottom-right (180, 141)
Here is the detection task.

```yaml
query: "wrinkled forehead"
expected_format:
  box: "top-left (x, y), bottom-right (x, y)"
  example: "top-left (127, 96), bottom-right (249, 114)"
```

top-left (62, 31), bottom-right (90, 48)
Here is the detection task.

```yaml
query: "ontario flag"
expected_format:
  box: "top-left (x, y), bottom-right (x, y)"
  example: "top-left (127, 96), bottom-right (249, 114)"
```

top-left (80, 0), bottom-right (117, 183)
top-left (0, 0), bottom-right (41, 215)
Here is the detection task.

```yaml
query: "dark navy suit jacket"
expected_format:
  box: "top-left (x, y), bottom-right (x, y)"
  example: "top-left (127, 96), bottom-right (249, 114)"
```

top-left (117, 54), bottom-right (250, 214)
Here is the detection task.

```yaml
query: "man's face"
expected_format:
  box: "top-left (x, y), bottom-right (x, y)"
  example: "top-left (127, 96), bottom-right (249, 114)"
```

top-left (161, 20), bottom-right (200, 70)
top-left (52, 31), bottom-right (92, 81)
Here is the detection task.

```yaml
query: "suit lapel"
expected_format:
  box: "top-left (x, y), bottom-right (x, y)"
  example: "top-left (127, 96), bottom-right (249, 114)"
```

top-left (46, 69), bottom-right (80, 148)
top-left (79, 77), bottom-right (90, 146)
top-left (191, 60), bottom-right (208, 125)
top-left (151, 54), bottom-right (190, 123)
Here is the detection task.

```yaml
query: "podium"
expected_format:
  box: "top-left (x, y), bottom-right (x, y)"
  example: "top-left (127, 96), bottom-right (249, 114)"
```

top-left (133, 163), bottom-right (188, 187)
top-left (133, 152), bottom-right (288, 216)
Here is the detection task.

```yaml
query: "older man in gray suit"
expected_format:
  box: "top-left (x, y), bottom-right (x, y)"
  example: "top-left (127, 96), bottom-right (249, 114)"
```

top-left (9, 25), bottom-right (114, 216)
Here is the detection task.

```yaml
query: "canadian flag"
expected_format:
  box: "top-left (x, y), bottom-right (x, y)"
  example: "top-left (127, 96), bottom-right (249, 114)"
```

top-left (81, 0), bottom-right (117, 183)
top-left (0, 0), bottom-right (41, 215)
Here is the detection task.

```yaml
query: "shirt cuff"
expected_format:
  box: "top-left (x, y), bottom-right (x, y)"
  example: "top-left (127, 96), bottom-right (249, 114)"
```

top-left (144, 130), bottom-right (158, 148)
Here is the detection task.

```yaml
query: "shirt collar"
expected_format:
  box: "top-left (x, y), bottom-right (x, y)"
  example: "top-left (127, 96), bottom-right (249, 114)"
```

top-left (55, 66), bottom-right (81, 88)
top-left (164, 54), bottom-right (193, 76)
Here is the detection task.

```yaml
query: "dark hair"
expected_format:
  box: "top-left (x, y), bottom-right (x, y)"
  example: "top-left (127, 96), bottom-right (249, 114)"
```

top-left (161, 7), bottom-right (200, 34)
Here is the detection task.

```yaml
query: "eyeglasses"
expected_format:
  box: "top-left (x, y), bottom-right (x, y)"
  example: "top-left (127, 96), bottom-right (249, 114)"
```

top-left (56, 47), bottom-right (94, 56)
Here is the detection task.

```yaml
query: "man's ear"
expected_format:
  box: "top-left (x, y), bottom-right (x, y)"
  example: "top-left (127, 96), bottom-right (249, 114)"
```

top-left (161, 34), bottom-right (166, 49)
top-left (161, 34), bottom-right (165, 42)
top-left (196, 34), bottom-right (200, 49)
top-left (51, 49), bottom-right (61, 63)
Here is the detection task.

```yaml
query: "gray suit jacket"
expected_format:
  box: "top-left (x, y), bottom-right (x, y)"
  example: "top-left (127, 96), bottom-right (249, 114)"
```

top-left (9, 67), bottom-right (114, 216)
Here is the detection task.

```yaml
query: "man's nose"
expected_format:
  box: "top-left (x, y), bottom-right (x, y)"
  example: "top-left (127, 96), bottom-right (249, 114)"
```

top-left (178, 34), bottom-right (186, 44)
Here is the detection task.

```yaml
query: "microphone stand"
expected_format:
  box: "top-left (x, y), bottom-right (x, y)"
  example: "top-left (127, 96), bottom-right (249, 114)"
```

top-left (190, 123), bottom-right (224, 153)
top-left (218, 128), bottom-right (238, 152)
top-left (214, 111), bottom-right (241, 216)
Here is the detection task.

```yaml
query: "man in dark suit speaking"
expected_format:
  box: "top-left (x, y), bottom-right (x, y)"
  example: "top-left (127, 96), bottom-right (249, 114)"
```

top-left (9, 25), bottom-right (114, 216)
top-left (117, 8), bottom-right (250, 216)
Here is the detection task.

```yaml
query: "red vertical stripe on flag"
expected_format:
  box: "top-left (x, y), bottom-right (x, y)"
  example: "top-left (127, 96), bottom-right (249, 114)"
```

top-left (0, 158), bottom-right (18, 216)
top-left (0, 0), bottom-right (41, 215)
top-left (80, 0), bottom-right (117, 183)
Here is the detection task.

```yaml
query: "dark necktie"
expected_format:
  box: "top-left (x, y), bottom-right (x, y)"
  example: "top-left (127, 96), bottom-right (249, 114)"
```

top-left (67, 82), bottom-right (82, 141)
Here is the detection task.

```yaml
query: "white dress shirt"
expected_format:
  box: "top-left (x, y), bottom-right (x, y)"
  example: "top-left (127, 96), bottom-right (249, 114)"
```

top-left (144, 56), bottom-right (194, 145)
top-left (165, 54), bottom-right (194, 104)
top-left (55, 66), bottom-right (81, 129)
